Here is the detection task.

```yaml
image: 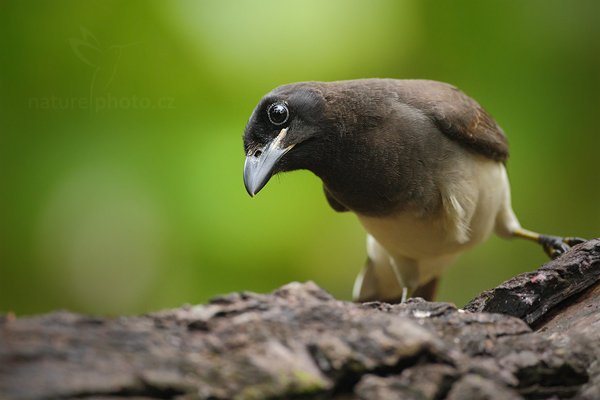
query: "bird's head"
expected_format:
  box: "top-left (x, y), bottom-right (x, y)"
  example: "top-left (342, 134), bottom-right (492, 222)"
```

top-left (242, 83), bottom-right (329, 196)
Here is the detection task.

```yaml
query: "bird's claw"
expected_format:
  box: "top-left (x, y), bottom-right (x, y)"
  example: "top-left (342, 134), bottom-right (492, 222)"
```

top-left (539, 235), bottom-right (586, 259)
top-left (563, 237), bottom-right (586, 246)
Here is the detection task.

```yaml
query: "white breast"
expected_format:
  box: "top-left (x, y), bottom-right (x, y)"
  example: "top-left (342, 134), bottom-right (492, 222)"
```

top-left (356, 153), bottom-right (520, 289)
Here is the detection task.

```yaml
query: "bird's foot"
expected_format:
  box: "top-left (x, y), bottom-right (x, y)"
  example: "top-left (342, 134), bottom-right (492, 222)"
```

top-left (539, 235), bottom-right (586, 259)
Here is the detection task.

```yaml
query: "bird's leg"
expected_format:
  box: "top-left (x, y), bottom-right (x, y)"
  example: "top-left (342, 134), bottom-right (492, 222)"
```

top-left (513, 228), bottom-right (585, 259)
top-left (390, 262), bottom-right (412, 303)
top-left (400, 287), bottom-right (408, 303)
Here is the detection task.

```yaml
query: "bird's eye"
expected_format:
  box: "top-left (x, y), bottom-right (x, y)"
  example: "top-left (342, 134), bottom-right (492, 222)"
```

top-left (267, 102), bottom-right (289, 126)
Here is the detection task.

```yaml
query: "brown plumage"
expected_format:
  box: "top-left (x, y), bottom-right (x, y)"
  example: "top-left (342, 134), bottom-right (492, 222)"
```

top-left (242, 79), bottom-right (582, 302)
top-left (388, 80), bottom-right (509, 161)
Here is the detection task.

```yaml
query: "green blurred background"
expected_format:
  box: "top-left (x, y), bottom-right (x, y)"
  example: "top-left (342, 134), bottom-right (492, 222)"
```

top-left (1, 1), bottom-right (598, 315)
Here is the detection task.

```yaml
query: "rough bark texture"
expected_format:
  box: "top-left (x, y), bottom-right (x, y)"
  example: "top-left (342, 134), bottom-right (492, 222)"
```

top-left (1, 239), bottom-right (599, 400)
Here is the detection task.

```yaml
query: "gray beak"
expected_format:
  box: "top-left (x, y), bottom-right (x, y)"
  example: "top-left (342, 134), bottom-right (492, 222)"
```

top-left (244, 128), bottom-right (295, 197)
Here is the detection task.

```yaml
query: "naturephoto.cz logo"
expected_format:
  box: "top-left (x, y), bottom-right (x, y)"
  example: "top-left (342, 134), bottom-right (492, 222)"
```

top-left (29, 94), bottom-right (175, 111)
top-left (28, 27), bottom-right (174, 112)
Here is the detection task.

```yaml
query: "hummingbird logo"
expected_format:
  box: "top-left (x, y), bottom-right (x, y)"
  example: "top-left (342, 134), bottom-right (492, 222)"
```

top-left (69, 27), bottom-right (137, 106)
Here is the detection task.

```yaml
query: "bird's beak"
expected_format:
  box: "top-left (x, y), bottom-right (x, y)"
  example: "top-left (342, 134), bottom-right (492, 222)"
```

top-left (244, 128), bottom-right (295, 197)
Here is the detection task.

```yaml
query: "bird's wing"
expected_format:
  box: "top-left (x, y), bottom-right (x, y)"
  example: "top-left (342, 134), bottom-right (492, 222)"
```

top-left (397, 80), bottom-right (509, 162)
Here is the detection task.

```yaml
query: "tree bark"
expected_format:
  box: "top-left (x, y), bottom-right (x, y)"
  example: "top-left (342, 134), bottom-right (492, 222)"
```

top-left (1, 239), bottom-right (599, 400)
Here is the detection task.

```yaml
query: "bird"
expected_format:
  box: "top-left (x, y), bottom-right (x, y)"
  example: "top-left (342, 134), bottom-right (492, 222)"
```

top-left (242, 79), bottom-right (583, 302)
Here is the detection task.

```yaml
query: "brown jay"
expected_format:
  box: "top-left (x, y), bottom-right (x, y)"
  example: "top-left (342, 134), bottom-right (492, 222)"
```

top-left (242, 79), bottom-right (583, 302)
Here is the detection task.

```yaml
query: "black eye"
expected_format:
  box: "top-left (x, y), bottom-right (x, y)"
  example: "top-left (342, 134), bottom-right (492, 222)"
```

top-left (267, 102), bottom-right (289, 126)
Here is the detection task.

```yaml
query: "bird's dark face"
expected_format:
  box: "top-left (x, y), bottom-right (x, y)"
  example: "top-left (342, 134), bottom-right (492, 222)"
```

top-left (243, 84), bottom-right (327, 196)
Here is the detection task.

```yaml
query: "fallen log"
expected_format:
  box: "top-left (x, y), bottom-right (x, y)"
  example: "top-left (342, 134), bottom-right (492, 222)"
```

top-left (1, 239), bottom-right (599, 399)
